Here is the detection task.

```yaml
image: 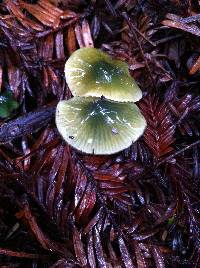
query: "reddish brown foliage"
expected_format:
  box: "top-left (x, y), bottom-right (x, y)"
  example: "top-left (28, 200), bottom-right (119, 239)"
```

top-left (140, 95), bottom-right (175, 160)
top-left (0, 0), bottom-right (200, 267)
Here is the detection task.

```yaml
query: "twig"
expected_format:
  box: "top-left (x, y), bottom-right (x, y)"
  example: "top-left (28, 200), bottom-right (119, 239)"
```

top-left (180, 14), bottom-right (200, 23)
top-left (36, 17), bottom-right (78, 38)
top-left (158, 140), bottom-right (200, 166)
top-left (155, 34), bottom-right (182, 45)
top-left (122, 12), bottom-right (156, 89)
top-left (0, 104), bottom-right (56, 143)
top-left (0, 247), bottom-right (47, 259)
top-left (127, 24), bottom-right (156, 47)
top-left (104, 0), bottom-right (117, 17)
top-left (162, 19), bottom-right (200, 37)
top-left (189, 56), bottom-right (200, 75)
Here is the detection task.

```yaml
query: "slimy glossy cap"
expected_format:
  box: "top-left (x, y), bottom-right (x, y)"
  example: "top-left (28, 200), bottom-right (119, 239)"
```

top-left (64, 48), bottom-right (142, 102)
top-left (56, 97), bottom-right (146, 155)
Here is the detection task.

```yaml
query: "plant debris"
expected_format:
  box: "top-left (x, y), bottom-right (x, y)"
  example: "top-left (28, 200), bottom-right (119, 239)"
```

top-left (0, 0), bottom-right (200, 267)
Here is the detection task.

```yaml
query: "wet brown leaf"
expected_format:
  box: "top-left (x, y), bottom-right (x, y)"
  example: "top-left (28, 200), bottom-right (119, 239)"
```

top-left (1, 1), bottom-right (200, 267)
top-left (118, 236), bottom-right (135, 268)
top-left (55, 31), bottom-right (65, 59)
top-left (162, 19), bottom-right (200, 37)
top-left (73, 226), bottom-right (87, 266)
top-left (66, 26), bottom-right (77, 55)
top-left (82, 19), bottom-right (94, 47)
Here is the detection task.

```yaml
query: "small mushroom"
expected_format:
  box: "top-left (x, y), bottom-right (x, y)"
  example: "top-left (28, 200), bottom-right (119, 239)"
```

top-left (65, 48), bottom-right (142, 102)
top-left (56, 97), bottom-right (146, 155)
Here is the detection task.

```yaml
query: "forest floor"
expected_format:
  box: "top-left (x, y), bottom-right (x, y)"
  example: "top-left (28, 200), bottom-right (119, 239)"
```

top-left (0, 0), bottom-right (200, 267)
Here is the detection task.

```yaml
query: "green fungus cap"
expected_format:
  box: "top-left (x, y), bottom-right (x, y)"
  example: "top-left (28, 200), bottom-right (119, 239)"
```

top-left (64, 48), bottom-right (142, 102)
top-left (56, 97), bottom-right (146, 155)
top-left (0, 91), bottom-right (19, 118)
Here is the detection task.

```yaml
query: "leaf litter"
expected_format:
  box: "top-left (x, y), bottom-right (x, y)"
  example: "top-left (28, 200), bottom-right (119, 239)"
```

top-left (0, 0), bottom-right (200, 267)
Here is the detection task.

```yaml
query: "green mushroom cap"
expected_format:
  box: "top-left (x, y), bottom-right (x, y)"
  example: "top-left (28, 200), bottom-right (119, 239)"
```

top-left (56, 97), bottom-right (146, 155)
top-left (65, 48), bottom-right (142, 102)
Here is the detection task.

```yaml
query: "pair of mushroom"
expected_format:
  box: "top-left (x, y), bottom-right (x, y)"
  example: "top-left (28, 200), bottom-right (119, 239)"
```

top-left (56, 48), bottom-right (146, 155)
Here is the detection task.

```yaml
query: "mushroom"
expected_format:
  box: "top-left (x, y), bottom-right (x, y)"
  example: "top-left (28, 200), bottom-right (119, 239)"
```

top-left (65, 48), bottom-right (142, 102)
top-left (0, 91), bottom-right (19, 118)
top-left (56, 97), bottom-right (146, 155)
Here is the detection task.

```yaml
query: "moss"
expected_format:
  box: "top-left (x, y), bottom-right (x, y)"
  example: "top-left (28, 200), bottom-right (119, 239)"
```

top-left (0, 91), bottom-right (19, 118)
